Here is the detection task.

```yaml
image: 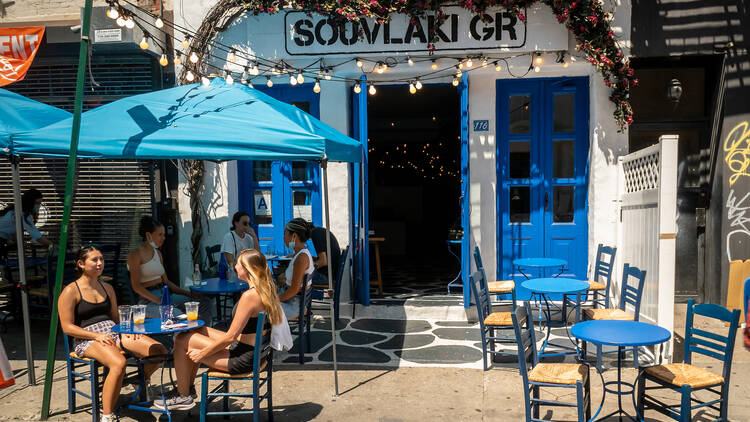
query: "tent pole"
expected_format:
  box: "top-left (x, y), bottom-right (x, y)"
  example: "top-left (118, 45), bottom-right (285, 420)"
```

top-left (322, 160), bottom-right (339, 397)
top-left (11, 157), bottom-right (35, 385)
top-left (40, 0), bottom-right (93, 418)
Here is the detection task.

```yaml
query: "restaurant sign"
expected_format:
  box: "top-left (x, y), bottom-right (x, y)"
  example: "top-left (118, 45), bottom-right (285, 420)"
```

top-left (285, 6), bottom-right (526, 56)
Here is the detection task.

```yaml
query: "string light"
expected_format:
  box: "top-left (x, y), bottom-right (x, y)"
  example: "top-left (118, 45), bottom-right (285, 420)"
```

top-left (368, 84), bottom-right (376, 95)
top-left (296, 72), bottom-right (305, 84)
top-left (353, 84), bottom-right (361, 94)
top-left (155, 16), bottom-right (164, 29)
top-left (356, 58), bottom-right (363, 68)
top-left (249, 62), bottom-right (259, 76)
top-left (495, 61), bottom-right (502, 72)
top-left (534, 65), bottom-right (541, 73)
top-left (431, 60), bottom-right (438, 70)
top-left (458, 61), bottom-right (464, 70)
top-left (455, 67), bottom-right (463, 78)
top-left (227, 49), bottom-right (236, 63)
top-left (376, 62), bottom-right (385, 74)
top-left (407, 56), bottom-right (414, 66)
top-left (189, 51), bottom-right (199, 63)
top-left (409, 82), bottom-right (416, 94)
top-left (465, 58), bottom-right (473, 68)
top-left (289, 73), bottom-right (298, 86)
top-left (481, 57), bottom-right (488, 68)
top-left (125, 17), bottom-right (135, 29)
top-left (182, 36), bottom-right (190, 49)
top-left (415, 78), bottom-right (422, 90)
top-left (173, 52), bottom-right (181, 65)
top-left (201, 76), bottom-right (210, 86)
top-left (452, 77), bottom-right (459, 87)
top-left (313, 79), bottom-right (321, 93)
top-left (186, 70), bottom-right (195, 81)
top-left (159, 53), bottom-right (168, 66)
top-left (139, 35), bottom-right (149, 50)
top-left (266, 76), bottom-right (273, 87)
top-left (116, 16), bottom-right (126, 27)
top-left (106, 6), bottom-right (119, 19)
top-left (225, 73), bottom-right (234, 85)
top-left (534, 52), bottom-right (543, 65)
top-left (562, 59), bottom-right (569, 68)
top-left (324, 69), bottom-right (331, 80)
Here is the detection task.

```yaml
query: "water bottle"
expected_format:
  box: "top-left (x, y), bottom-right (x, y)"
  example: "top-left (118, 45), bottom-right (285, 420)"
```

top-left (160, 285), bottom-right (172, 326)
top-left (160, 285), bottom-right (171, 307)
top-left (192, 264), bottom-right (201, 286)
top-left (218, 253), bottom-right (228, 281)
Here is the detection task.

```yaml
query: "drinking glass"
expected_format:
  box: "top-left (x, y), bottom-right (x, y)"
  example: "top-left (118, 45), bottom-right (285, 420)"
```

top-left (185, 302), bottom-right (199, 321)
top-left (159, 305), bottom-right (173, 327)
top-left (132, 305), bottom-right (146, 325)
top-left (117, 305), bottom-right (131, 329)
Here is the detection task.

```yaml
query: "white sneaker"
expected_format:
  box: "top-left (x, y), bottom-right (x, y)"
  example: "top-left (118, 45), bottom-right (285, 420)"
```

top-left (100, 414), bottom-right (116, 422)
top-left (153, 391), bottom-right (195, 411)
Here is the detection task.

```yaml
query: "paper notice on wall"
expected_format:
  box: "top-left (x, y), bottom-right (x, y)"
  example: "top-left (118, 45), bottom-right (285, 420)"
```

top-left (254, 191), bottom-right (271, 216)
top-left (293, 204), bottom-right (312, 221)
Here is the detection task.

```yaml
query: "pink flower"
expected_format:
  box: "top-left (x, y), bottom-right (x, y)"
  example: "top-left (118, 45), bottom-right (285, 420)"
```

top-left (518, 13), bottom-right (526, 22)
top-left (588, 15), bottom-right (598, 24)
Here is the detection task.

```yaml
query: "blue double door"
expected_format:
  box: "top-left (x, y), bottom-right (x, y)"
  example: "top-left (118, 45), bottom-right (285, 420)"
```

top-left (497, 77), bottom-right (589, 299)
top-left (238, 86), bottom-right (322, 255)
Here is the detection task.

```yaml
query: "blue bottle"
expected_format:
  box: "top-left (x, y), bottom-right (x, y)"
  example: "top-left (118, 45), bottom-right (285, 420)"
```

top-left (218, 253), bottom-right (228, 281)
top-left (161, 285), bottom-right (171, 307)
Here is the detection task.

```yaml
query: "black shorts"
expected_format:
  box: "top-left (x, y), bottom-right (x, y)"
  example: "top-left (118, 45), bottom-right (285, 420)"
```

top-left (227, 341), bottom-right (255, 374)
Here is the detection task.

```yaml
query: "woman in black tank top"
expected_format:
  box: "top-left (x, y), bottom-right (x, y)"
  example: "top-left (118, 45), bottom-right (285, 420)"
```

top-left (154, 249), bottom-right (286, 411)
top-left (58, 245), bottom-right (168, 422)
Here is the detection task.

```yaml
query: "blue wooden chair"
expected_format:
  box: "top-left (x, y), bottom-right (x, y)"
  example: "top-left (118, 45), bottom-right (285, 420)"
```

top-left (473, 247), bottom-right (516, 305)
top-left (574, 244), bottom-right (616, 309)
top-left (62, 332), bottom-right (103, 422)
top-left (637, 299), bottom-right (740, 421)
top-left (288, 276), bottom-right (313, 364)
top-left (512, 301), bottom-right (591, 421)
top-left (311, 246), bottom-right (350, 321)
top-left (200, 311), bottom-right (273, 422)
top-left (469, 270), bottom-right (518, 371)
top-left (582, 263), bottom-right (646, 372)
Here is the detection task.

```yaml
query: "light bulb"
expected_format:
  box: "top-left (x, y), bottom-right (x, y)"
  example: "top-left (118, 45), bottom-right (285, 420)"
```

top-left (182, 37), bottom-right (190, 48)
top-left (466, 58), bottom-right (473, 68)
top-left (159, 54), bottom-right (168, 67)
top-left (189, 52), bottom-right (199, 63)
top-left (407, 56), bottom-right (414, 66)
top-left (227, 50), bottom-right (236, 63)
top-left (289, 74), bottom-right (297, 86)
top-left (324, 71), bottom-right (331, 80)
top-left (376, 63), bottom-right (384, 74)
top-left (248, 81), bottom-right (254, 88)
top-left (226, 74), bottom-right (234, 85)
top-left (458, 62), bottom-right (464, 69)
top-left (456, 69), bottom-right (463, 78)
top-left (186, 70), bottom-right (195, 81)
top-left (535, 54), bottom-right (543, 65)
top-left (296, 72), bottom-right (304, 84)
top-left (139, 36), bottom-right (149, 50)
top-left (173, 54), bottom-right (181, 65)
top-left (562, 61), bottom-right (569, 68)
top-left (356, 58), bottom-right (363, 67)
top-left (409, 83), bottom-right (416, 94)
top-left (482, 58), bottom-right (488, 68)
top-left (369, 84), bottom-right (376, 95)
top-left (201, 76), bottom-right (210, 87)
top-left (415, 79), bottom-right (422, 90)
top-left (495, 62), bottom-right (502, 72)
top-left (431, 60), bottom-right (438, 70)
top-left (107, 6), bottom-right (119, 19)
top-left (125, 18), bottom-right (135, 29)
top-left (452, 77), bottom-right (459, 87)
top-left (249, 63), bottom-right (259, 76)
top-left (534, 65), bottom-right (541, 73)
top-left (382, 63), bottom-right (388, 71)
top-left (313, 80), bottom-right (321, 93)
top-left (266, 77), bottom-right (273, 87)
top-left (353, 84), bottom-right (361, 94)
top-left (155, 17), bottom-right (164, 28)
top-left (271, 67), bottom-right (280, 76)
top-left (116, 16), bottom-right (126, 27)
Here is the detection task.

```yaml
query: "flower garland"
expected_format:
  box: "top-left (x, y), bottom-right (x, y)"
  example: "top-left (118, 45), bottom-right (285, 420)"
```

top-left (238, 0), bottom-right (636, 130)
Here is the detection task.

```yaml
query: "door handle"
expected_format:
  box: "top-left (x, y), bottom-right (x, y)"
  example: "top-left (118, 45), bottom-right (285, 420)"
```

top-left (545, 192), bottom-right (549, 212)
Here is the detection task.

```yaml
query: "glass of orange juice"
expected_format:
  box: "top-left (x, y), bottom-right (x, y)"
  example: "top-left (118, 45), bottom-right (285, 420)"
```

top-left (185, 302), bottom-right (199, 321)
top-left (132, 305), bottom-right (146, 325)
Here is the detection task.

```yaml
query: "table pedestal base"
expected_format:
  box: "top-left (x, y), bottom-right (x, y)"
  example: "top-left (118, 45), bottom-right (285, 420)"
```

top-left (533, 292), bottom-right (581, 359)
top-left (589, 346), bottom-right (643, 422)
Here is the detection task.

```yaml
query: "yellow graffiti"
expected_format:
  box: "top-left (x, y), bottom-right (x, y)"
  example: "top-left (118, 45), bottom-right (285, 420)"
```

top-left (724, 121), bottom-right (750, 186)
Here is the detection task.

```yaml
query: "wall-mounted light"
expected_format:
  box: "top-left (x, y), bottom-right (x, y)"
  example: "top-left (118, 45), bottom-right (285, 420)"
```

top-left (667, 78), bottom-right (683, 104)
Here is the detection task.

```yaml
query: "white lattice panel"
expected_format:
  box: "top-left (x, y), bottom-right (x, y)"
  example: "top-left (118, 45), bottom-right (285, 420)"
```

top-left (622, 144), bottom-right (661, 193)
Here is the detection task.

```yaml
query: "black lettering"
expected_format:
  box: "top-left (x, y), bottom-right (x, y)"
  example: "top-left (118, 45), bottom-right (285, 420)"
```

top-left (501, 12), bottom-right (518, 41)
top-left (360, 20), bottom-right (381, 44)
top-left (428, 15), bottom-right (450, 43)
top-left (339, 21), bottom-right (359, 45)
top-left (293, 19), bottom-right (314, 46)
top-left (450, 14), bottom-right (458, 42)
top-left (315, 19), bottom-right (338, 45)
top-left (383, 22), bottom-right (390, 44)
top-left (404, 19), bottom-right (427, 43)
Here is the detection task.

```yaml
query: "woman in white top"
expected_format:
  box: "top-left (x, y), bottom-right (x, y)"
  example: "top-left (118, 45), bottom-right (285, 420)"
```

top-left (277, 218), bottom-right (315, 318)
top-left (127, 216), bottom-right (212, 320)
top-left (220, 211), bottom-right (258, 271)
top-left (0, 189), bottom-right (53, 259)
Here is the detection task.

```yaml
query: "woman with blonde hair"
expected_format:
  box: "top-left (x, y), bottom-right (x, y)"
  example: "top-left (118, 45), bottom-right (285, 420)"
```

top-left (155, 248), bottom-right (283, 410)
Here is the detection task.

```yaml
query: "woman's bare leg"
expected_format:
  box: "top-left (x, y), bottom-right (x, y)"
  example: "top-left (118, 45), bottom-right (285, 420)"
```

top-left (173, 328), bottom-right (232, 396)
top-left (84, 342), bottom-right (127, 415)
top-left (120, 334), bottom-right (168, 378)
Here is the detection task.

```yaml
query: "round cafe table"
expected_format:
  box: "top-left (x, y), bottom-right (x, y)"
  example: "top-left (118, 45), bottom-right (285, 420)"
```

top-left (190, 278), bottom-right (249, 324)
top-left (571, 320), bottom-right (671, 422)
top-left (111, 318), bottom-right (205, 420)
top-left (513, 257), bottom-right (568, 279)
top-left (521, 277), bottom-right (589, 358)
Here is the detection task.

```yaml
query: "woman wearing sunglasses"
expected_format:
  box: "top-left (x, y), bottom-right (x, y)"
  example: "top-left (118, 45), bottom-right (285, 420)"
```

top-left (221, 211), bottom-right (259, 271)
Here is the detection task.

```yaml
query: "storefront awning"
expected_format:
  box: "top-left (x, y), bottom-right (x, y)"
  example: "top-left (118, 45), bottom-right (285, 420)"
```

top-left (0, 88), bottom-right (71, 150)
top-left (8, 78), bottom-right (363, 163)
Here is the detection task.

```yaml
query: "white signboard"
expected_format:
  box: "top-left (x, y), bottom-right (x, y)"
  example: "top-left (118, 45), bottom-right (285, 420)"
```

top-left (285, 6), bottom-right (527, 55)
top-left (94, 28), bottom-right (122, 43)
top-left (254, 191), bottom-right (271, 216)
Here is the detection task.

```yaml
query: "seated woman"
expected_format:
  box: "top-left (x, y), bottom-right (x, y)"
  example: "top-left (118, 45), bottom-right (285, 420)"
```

top-left (127, 216), bottom-right (212, 320)
top-left (221, 211), bottom-right (259, 274)
top-left (59, 245), bottom-right (168, 422)
top-left (154, 248), bottom-right (283, 410)
top-left (276, 218), bottom-right (315, 319)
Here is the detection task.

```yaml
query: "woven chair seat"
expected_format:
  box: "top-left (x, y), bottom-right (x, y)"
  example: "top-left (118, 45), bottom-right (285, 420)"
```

top-left (584, 308), bottom-right (634, 321)
top-left (207, 361), bottom-right (267, 379)
top-left (484, 312), bottom-right (523, 327)
top-left (528, 363), bottom-right (588, 385)
top-left (28, 287), bottom-right (49, 297)
top-left (586, 280), bottom-right (606, 290)
top-left (488, 280), bottom-right (515, 293)
top-left (644, 363), bottom-right (724, 389)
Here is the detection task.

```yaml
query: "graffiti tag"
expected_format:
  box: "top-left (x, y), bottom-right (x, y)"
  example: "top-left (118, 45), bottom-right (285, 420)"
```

top-left (726, 189), bottom-right (750, 261)
top-left (724, 121), bottom-right (750, 186)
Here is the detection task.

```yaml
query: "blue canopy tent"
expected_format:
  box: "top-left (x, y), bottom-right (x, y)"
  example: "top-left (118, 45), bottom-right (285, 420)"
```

top-left (1, 88), bottom-right (72, 384)
top-left (6, 79), bottom-right (362, 393)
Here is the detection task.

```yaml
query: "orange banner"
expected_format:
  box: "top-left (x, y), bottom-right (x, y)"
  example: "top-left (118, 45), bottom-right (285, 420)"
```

top-left (0, 26), bottom-right (45, 87)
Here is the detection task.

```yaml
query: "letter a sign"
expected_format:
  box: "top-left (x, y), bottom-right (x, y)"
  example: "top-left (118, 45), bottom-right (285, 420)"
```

top-left (0, 27), bottom-right (45, 87)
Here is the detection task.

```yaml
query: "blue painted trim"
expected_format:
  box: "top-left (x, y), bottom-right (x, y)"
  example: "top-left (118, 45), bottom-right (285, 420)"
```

top-left (351, 75), bottom-right (370, 306)
top-left (460, 72), bottom-right (471, 308)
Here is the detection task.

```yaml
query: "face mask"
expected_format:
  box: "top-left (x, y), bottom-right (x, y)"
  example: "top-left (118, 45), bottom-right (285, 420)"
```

top-left (287, 240), bottom-right (295, 249)
top-left (32, 204), bottom-right (40, 213)
top-left (146, 235), bottom-right (158, 249)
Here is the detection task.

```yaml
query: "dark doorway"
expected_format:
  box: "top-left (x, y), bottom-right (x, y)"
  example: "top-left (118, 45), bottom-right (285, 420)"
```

top-left (367, 85), bottom-right (461, 298)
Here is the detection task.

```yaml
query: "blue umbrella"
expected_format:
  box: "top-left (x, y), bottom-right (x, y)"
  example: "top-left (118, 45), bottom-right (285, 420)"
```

top-left (0, 88), bottom-right (71, 152)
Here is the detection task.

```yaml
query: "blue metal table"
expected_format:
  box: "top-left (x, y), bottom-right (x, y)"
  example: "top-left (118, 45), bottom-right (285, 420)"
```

top-left (446, 239), bottom-right (462, 294)
top-left (190, 278), bottom-right (248, 324)
top-left (111, 318), bottom-right (205, 420)
top-left (522, 278), bottom-right (589, 358)
top-left (513, 257), bottom-right (567, 279)
top-left (571, 320), bottom-right (671, 422)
